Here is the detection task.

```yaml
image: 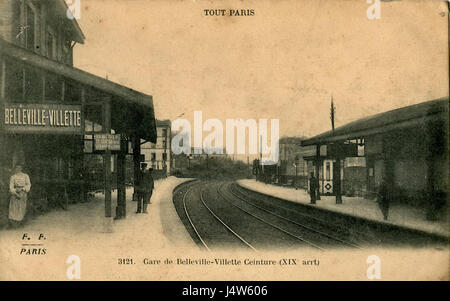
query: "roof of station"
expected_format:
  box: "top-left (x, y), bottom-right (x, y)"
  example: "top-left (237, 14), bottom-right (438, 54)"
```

top-left (302, 97), bottom-right (449, 146)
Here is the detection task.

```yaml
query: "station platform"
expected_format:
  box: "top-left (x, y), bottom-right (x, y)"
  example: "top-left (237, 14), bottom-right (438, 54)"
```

top-left (0, 176), bottom-right (197, 280)
top-left (0, 178), bottom-right (448, 281)
top-left (237, 179), bottom-right (449, 238)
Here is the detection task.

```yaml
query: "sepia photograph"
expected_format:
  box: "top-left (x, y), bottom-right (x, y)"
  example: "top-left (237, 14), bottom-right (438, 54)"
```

top-left (0, 0), bottom-right (448, 284)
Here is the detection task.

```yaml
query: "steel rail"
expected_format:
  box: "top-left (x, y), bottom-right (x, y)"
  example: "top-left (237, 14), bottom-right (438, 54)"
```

top-left (217, 183), bottom-right (324, 250)
top-left (199, 187), bottom-right (257, 251)
top-left (182, 185), bottom-right (210, 251)
top-left (228, 183), bottom-right (362, 249)
top-left (232, 183), bottom-right (369, 246)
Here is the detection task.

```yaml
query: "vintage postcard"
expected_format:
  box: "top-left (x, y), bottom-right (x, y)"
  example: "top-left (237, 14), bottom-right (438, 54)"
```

top-left (0, 0), bottom-right (448, 284)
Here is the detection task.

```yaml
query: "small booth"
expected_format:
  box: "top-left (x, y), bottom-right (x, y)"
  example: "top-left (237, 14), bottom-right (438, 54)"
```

top-left (302, 143), bottom-right (365, 197)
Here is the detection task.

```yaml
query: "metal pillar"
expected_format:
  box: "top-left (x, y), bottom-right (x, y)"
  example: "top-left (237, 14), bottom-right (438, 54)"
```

top-left (383, 136), bottom-right (395, 202)
top-left (116, 152), bottom-right (126, 219)
top-left (102, 100), bottom-right (113, 232)
top-left (315, 144), bottom-right (321, 200)
top-left (132, 135), bottom-right (141, 189)
top-left (335, 154), bottom-right (343, 204)
top-left (80, 87), bottom-right (86, 203)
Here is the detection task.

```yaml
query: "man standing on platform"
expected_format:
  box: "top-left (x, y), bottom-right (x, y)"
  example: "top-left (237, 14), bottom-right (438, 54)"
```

top-left (142, 168), bottom-right (154, 213)
top-left (135, 162), bottom-right (147, 214)
top-left (377, 180), bottom-right (390, 220)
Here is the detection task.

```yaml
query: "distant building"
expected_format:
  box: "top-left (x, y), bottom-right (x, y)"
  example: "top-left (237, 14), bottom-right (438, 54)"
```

top-left (141, 120), bottom-right (172, 173)
top-left (173, 147), bottom-right (229, 173)
top-left (276, 137), bottom-right (314, 187)
top-left (191, 147), bottom-right (228, 159)
top-left (279, 137), bottom-right (307, 173)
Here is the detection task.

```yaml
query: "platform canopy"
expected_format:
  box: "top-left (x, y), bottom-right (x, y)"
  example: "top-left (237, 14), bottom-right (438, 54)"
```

top-left (302, 97), bottom-right (449, 146)
top-left (0, 38), bottom-right (157, 143)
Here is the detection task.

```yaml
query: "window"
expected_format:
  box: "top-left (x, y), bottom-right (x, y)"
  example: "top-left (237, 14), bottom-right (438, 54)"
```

top-left (162, 128), bottom-right (167, 137)
top-left (46, 29), bottom-right (56, 60)
top-left (25, 4), bottom-right (37, 52)
top-left (326, 162), bottom-right (331, 181)
top-left (84, 135), bottom-right (93, 154)
top-left (151, 153), bottom-right (156, 161)
top-left (162, 153), bottom-right (167, 161)
top-left (62, 40), bottom-right (72, 65)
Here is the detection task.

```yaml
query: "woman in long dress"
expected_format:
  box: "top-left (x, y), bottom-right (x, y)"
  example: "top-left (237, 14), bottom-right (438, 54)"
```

top-left (9, 164), bottom-right (31, 227)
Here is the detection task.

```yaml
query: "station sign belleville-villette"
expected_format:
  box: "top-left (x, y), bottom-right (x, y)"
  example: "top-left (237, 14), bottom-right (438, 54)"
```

top-left (1, 103), bottom-right (83, 134)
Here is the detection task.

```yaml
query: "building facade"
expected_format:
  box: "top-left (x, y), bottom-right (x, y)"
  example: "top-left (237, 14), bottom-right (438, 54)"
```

top-left (0, 0), bottom-right (157, 227)
top-left (141, 120), bottom-right (172, 174)
top-left (278, 137), bottom-right (311, 187)
top-left (0, 0), bottom-right (83, 66)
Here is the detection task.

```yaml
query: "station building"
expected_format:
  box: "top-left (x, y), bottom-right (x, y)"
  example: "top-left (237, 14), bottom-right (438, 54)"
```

top-left (302, 97), bottom-right (448, 219)
top-left (0, 0), bottom-right (157, 227)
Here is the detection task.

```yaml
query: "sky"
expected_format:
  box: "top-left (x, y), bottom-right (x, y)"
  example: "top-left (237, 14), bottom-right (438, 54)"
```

top-left (74, 0), bottom-right (449, 138)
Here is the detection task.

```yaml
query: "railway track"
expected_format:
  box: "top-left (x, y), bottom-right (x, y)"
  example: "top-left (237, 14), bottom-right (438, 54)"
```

top-left (173, 180), bottom-right (447, 249)
top-left (231, 183), bottom-right (449, 247)
top-left (215, 184), bottom-right (323, 249)
top-left (219, 183), bottom-right (361, 249)
top-left (228, 183), bottom-right (368, 247)
top-left (174, 181), bottom-right (369, 250)
top-left (177, 182), bottom-right (257, 251)
top-left (182, 185), bottom-right (210, 250)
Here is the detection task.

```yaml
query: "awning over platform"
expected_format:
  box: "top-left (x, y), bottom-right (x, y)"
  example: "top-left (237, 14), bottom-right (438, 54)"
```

top-left (0, 38), bottom-right (157, 142)
top-left (302, 97), bottom-right (449, 146)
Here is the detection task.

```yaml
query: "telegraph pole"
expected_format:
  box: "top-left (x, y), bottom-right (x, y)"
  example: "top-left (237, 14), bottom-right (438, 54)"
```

top-left (103, 100), bottom-right (113, 232)
top-left (330, 95), bottom-right (335, 131)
